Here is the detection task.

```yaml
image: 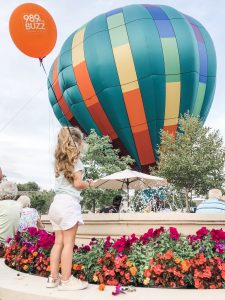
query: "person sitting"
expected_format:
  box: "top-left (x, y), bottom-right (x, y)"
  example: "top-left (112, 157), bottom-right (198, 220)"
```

top-left (17, 195), bottom-right (44, 231)
top-left (0, 181), bottom-right (21, 243)
top-left (196, 189), bottom-right (225, 213)
top-left (99, 195), bottom-right (122, 213)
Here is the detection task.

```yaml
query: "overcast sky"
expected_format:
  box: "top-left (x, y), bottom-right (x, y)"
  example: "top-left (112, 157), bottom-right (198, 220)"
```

top-left (0, 0), bottom-right (224, 189)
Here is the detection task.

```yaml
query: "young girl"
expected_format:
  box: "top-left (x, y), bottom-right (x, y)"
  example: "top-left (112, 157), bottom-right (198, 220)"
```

top-left (47, 127), bottom-right (93, 291)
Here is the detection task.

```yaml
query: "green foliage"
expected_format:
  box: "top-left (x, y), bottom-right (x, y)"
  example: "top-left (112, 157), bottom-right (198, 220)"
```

top-left (81, 130), bottom-right (134, 212)
top-left (73, 240), bottom-right (105, 282)
top-left (152, 114), bottom-right (225, 211)
top-left (30, 190), bottom-right (54, 215)
top-left (17, 181), bottom-right (53, 214)
top-left (17, 181), bottom-right (40, 191)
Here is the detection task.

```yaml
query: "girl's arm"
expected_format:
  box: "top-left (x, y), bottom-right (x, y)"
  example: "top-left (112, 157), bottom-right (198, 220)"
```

top-left (73, 171), bottom-right (93, 190)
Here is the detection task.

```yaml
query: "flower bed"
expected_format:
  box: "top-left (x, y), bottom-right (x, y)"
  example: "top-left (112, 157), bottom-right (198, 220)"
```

top-left (4, 226), bottom-right (225, 289)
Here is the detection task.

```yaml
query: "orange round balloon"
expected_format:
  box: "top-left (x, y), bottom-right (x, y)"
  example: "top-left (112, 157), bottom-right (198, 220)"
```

top-left (9, 3), bottom-right (57, 59)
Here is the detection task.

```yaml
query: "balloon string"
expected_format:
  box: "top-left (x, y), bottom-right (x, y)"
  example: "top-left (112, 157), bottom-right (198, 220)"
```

top-left (39, 58), bottom-right (79, 152)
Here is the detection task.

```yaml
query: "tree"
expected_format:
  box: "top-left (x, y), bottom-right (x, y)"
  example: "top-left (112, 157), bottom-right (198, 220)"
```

top-left (81, 130), bottom-right (134, 212)
top-left (30, 190), bottom-right (54, 215)
top-left (17, 181), bottom-right (40, 191)
top-left (17, 181), bottom-right (53, 214)
top-left (152, 114), bottom-right (225, 212)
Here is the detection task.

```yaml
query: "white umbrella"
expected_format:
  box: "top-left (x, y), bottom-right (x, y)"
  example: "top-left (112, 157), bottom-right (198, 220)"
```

top-left (94, 169), bottom-right (167, 192)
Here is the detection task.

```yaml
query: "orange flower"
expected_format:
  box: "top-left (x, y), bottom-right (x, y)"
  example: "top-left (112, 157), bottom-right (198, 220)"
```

top-left (194, 279), bottom-right (204, 289)
top-left (107, 279), bottom-right (118, 286)
top-left (153, 265), bottom-right (163, 275)
top-left (46, 265), bottom-right (51, 272)
top-left (175, 258), bottom-right (181, 264)
top-left (130, 266), bottom-right (137, 276)
top-left (181, 260), bottom-right (191, 272)
top-left (105, 252), bottom-right (112, 258)
top-left (23, 265), bottom-right (28, 271)
top-left (98, 283), bottom-right (105, 291)
top-left (104, 269), bottom-right (115, 277)
top-left (209, 284), bottom-right (216, 289)
top-left (202, 266), bottom-right (212, 279)
top-left (197, 253), bottom-right (207, 265)
top-left (125, 272), bottom-right (130, 280)
top-left (126, 261), bottom-right (132, 268)
top-left (33, 251), bottom-right (38, 257)
top-left (144, 269), bottom-right (151, 278)
top-left (164, 250), bottom-right (174, 260)
top-left (222, 271), bottom-right (225, 280)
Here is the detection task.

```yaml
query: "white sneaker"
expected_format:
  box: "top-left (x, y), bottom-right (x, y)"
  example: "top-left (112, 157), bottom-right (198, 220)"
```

top-left (46, 275), bottom-right (61, 288)
top-left (58, 276), bottom-right (88, 291)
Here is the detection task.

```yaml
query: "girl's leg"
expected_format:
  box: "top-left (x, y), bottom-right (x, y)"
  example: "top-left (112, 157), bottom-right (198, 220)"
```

top-left (50, 230), bottom-right (63, 279)
top-left (61, 223), bottom-right (78, 281)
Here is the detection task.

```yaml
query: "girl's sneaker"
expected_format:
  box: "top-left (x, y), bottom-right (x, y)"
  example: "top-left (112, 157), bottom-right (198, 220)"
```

top-left (58, 276), bottom-right (88, 291)
top-left (46, 275), bottom-right (61, 288)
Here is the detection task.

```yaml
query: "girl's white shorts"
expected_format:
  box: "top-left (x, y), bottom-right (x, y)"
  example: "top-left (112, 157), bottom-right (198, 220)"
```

top-left (48, 194), bottom-right (84, 231)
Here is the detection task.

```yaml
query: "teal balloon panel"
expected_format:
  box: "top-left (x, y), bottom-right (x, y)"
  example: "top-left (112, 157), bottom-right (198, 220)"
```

top-left (48, 4), bottom-right (216, 172)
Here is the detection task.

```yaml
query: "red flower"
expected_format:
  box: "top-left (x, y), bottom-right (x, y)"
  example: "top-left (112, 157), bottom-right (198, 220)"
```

top-left (169, 227), bottom-right (180, 240)
top-left (164, 250), bottom-right (174, 260)
top-left (153, 227), bottom-right (164, 238)
top-left (112, 236), bottom-right (126, 253)
top-left (104, 236), bottom-right (112, 252)
top-left (196, 227), bottom-right (209, 240)
top-left (210, 229), bottom-right (225, 242)
top-left (27, 227), bottom-right (38, 236)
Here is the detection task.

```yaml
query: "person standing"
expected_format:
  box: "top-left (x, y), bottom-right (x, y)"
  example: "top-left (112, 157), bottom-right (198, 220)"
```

top-left (47, 127), bottom-right (93, 291)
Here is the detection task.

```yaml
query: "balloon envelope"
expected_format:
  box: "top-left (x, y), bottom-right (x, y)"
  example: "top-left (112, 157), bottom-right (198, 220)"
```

top-left (48, 4), bottom-right (216, 172)
top-left (9, 3), bottom-right (57, 58)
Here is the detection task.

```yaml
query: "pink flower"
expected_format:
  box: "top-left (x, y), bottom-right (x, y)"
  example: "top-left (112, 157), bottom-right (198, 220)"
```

top-left (196, 227), bottom-right (209, 240)
top-left (112, 284), bottom-right (125, 296)
top-left (112, 236), bottom-right (126, 253)
top-left (215, 243), bottom-right (225, 254)
top-left (104, 236), bottom-right (112, 252)
top-left (126, 234), bottom-right (138, 247)
top-left (169, 227), bottom-right (180, 241)
top-left (187, 234), bottom-right (198, 244)
top-left (27, 227), bottom-right (38, 236)
top-left (14, 231), bottom-right (21, 242)
top-left (211, 229), bottom-right (225, 242)
top-left (153, 227), bottom-right (164, 238)
top-left (140, 228), bottom-right (154, 244)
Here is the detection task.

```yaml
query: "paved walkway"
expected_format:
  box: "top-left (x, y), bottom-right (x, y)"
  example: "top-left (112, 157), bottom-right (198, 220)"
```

top-left (0, 259), bottom-right (225, 300)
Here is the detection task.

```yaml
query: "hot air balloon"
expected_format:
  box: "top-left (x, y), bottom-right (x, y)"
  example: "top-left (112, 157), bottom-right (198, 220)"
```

top-left (48, 4), bottom-right (216, 172)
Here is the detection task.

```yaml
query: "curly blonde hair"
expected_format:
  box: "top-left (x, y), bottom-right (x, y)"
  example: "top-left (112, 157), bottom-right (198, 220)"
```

top-left (55, 127), bottom-right (84, 184)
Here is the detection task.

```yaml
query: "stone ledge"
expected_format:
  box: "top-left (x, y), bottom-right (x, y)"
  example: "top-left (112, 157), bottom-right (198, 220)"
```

top-left (1, 259), bottom-right (225, 300)
top-left (41, 213), bottom-right (225, 245)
